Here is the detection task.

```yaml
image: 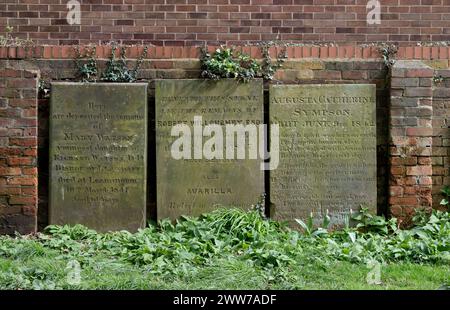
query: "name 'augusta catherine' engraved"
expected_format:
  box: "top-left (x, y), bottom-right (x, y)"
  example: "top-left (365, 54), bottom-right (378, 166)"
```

top-left (272, 95), bottom-right (374, 104)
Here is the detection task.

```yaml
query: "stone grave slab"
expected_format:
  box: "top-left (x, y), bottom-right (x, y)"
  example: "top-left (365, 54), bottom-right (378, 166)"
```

top-left (49, 83), bottom-right (147, 232)
top-left (155, 79), bottom-right (264, 220)
top-left (269, 84), bottom-right (377, 228)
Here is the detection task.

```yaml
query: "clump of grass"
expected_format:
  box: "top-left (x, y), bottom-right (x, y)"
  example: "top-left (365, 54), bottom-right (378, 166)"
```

top-left (33, 208), bottom-right (450, 270)
top-left (1, 208), bottom-right (449, 289)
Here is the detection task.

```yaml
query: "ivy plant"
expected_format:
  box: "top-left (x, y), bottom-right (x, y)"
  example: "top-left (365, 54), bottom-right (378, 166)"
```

top-left (74, 46), bottom-right (98, 82)
top-left (259, 43), bottom-right (287, 81)
top-left (74, 44), bottom-right (148, 83)
top-left (200, 45), bottom-right (287, 82)
top-left (101, 45), bottom-right (148, 83)
top-left (200, 46), bottom-right (259, 82)
top-left (378, 43), bottom-right (398, 69)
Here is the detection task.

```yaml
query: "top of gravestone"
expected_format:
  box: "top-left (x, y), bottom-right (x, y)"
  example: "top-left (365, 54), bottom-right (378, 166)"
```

top-left (269, 83), bottom-right (376, 89)
top-left (51, 82), bottom-right (149, 86)
top-left (154, 78), bottom-right (263, 81)
top-left (154, 79), bottom-right (263, 84)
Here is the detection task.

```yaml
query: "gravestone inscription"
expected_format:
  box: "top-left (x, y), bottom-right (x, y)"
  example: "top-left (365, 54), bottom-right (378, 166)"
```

top-left (49, 83), bottom-right (147, 232)
top-left (270, 84), bottom-right (377, 228)
top-left (155, 79), bottom-right (264, 221)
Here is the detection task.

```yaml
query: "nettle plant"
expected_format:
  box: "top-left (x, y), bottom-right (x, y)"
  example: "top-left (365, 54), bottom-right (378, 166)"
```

top-left (200, 45), bottom-right (287, 82)
top-left (74, 44), bottom-right (148, 83)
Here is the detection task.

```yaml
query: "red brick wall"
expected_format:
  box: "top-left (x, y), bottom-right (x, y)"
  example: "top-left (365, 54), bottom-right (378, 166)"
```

top-left (1, 45), bottom-right (449, 234)
top-left (432, 69), bottom-right (450, 209)
top-left (0, 61), bottom-right (38, 235)
top-left (388, 61), bottom-right (450, 225)
top-left (389, 60), bottom-right (435, 226)
top-left (1, 1), bottom-right (450, 46)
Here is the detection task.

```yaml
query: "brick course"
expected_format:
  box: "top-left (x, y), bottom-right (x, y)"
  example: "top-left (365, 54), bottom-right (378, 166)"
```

top-left (1, 45), bottom-right (449, 233)
top-left (3, 45), bottom-right (450, 62)
top-left (2, 1), bottom-right (450, 45)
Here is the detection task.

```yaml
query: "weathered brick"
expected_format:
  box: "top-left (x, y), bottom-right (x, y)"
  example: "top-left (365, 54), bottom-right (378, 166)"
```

top-left (418, 157), bottom-right (432, 165)
top-left (418, 176), bottom-right (433, 185)
top-left (389, 197), bottom-right (418, 206)
top-left (390, 97), bottom-right (418, 107)
top-left (7, 177), bottom-right (37, 186)
top-left (342, 70), bottom-right (367, 80)
top-left (391, 166), bottom-right (405, 175)
top-left (404, 87), bottom-right (433, 97)
top-left (405, 68), bottom-right (434, 78)
top-left (433, 87), bottom-right (450, 98)
top-left (7, 157), bottom-right (34, 166)
top-left (8, 196), bottom-right (36, 205)
top-left (406, 128), bottom-right (433, 136)
top-left (391, 77), bottom-right (419, 87)
top-left (0, 167), bottom-right (21, 176)
top-left (391, 157), bottom-right (417, 166)
top-left (313, 70), bottom-right (341, 79)
top-left (389, 186), bottom-right (404, 197)
top-left (9, 138), bottom-right (37, 147)
top-left (406, 166), bottom-right (432, 176)
top-left (1, 187), bottom-right (21, 195)
top-left (22, 167), bottom-right (37, 175)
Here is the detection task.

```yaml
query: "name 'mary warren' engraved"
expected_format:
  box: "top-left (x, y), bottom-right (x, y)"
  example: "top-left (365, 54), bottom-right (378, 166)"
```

top-left (269, 84), bottom-right (377, 228)
top-left (49, 83), bottom-right (147, 232)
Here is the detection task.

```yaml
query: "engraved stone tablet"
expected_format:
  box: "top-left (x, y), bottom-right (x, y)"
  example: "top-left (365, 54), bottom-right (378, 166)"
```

top-left (156, 79), bottom-right (264, 220)
top-left (49, 83), bottom-right (147, 232)
top-left (270, 84), bottom-right (377, 228)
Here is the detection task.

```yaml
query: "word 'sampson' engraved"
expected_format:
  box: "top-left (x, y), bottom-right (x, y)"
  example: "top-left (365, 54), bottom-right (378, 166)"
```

top-left (49, 83), bottom-right (147, 232)
top-left (270, 84), bottom-right (377, 228)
